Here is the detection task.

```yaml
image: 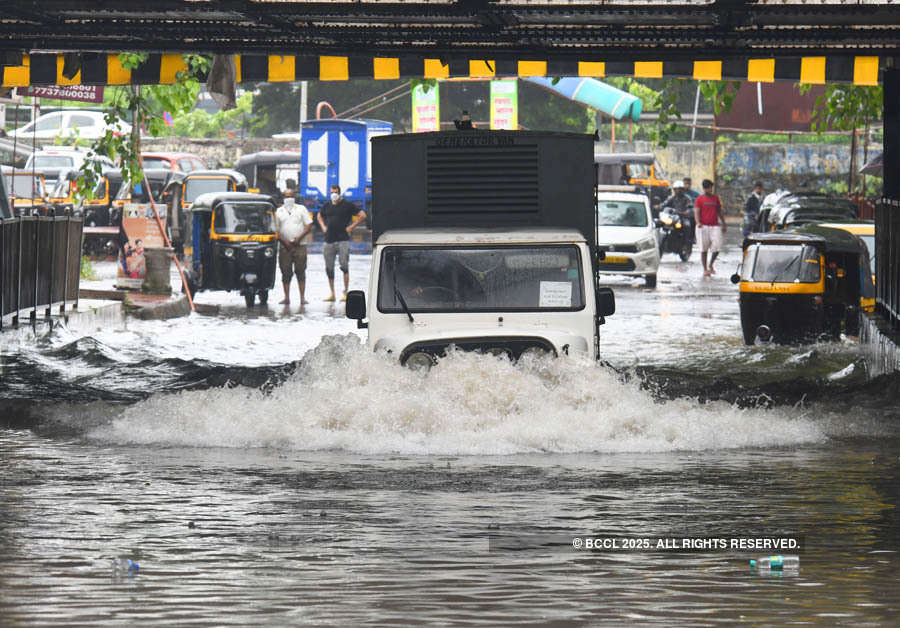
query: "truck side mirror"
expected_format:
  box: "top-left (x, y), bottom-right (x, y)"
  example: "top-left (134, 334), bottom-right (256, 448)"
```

top-left (345, 290), bottom-right (368, 328)
top-left (596, 287), bottom-right (615, 317)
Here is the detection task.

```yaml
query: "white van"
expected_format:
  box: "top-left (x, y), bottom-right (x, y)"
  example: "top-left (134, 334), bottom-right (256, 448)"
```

top-left (346, 130), bottom-right (616, 367)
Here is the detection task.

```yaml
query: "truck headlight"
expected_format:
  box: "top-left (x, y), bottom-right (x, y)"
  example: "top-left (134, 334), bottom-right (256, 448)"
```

top-left (223, 247), bottom-right (235, 258)
top-left (264, 247), bottom-right (274, 258)
top-left (405, 352), bottom-right (435, 371)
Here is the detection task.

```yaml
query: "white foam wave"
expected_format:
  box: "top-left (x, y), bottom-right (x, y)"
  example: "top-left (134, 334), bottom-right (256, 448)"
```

top-left (87, 334), bottom-right (828, 455)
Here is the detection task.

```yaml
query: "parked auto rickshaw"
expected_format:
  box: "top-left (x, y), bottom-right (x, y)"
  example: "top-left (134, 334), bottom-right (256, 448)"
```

top-left (234, 151), bottom-right (300, 202)
top-left (162, 169), bottom-right (248, 251)
top-left (2, 167), bottom-right (52, 216)
top-left (731, 224), bottom-right (875, 345)
top-left (50, 167), bottom-right (124, 223)
top-left (594, 152), bottom-right (670, 215)
top-left (183, 192), bottom-right (277, 307)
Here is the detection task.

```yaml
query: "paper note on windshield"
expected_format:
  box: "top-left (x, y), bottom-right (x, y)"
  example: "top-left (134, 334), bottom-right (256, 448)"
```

top-left (539, 281), bottom-right (572, 307)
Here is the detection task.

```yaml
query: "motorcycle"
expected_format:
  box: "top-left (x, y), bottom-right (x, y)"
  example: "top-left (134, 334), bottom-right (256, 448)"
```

top-left (656, 207), bottom-right (693, 262)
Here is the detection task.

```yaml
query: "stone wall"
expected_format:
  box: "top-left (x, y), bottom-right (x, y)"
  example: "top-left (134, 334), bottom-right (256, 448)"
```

top-left (139, 137), bottom-right (299, 169)
top-left (597, 139), bottom-right (868, 214)
top-left (140, 136), bottom-right (868, 215)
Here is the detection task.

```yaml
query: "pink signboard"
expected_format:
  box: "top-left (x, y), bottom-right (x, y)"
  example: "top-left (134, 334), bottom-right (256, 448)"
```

top-left (26, 85), bottom-right (104, 103)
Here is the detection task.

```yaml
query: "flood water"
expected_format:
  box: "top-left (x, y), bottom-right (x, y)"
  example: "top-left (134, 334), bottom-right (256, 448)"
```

top-left (2, 231), bottom-right (899, 625)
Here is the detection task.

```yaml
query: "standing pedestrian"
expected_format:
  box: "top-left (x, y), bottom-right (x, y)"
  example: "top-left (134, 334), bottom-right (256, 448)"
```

top-left (693, 179), bottom-right (726, 277)
top-left (683, 177), bottom-right (700, 202)
top-left (317, 184), bottom-right (367, 302)
top-left (275, 188), bottom-right (313, 305)
top-left (742, 181), bottom-right (764, 237)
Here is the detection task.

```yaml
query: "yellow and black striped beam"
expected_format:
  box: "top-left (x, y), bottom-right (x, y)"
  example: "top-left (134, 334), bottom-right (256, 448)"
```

top-left (0, 53), bottom-right (884, 87)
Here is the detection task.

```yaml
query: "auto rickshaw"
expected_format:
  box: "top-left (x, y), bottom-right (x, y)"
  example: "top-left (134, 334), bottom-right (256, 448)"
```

top-left (595, 152), bottom-right (670, 215)
top-left (50, 167), bottom-right (124, 223)
top-left (2, 167), bottom-right (52, 216)
top-left (731, 224), bottom-right (875, 345)
top-left (183, 192), bottom-right (277, 307)
top-left (162, 169), bottom-right (248, 251)
top-left (234, 151), bottom-right (300, 202)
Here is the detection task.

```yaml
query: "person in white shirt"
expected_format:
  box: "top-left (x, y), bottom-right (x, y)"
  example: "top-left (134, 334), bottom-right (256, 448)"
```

top-left (275, 189), bottom-right (313, 305)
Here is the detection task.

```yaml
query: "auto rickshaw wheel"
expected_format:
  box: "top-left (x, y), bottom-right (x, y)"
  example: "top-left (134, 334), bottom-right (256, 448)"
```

top-left (258, 290), bottom-right (269, 306)
top-left (244, 291), bottom-right (255, 308)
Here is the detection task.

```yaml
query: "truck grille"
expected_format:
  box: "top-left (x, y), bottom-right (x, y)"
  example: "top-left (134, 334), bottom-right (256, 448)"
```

top-left (426, 144), bottom-right (539, 216)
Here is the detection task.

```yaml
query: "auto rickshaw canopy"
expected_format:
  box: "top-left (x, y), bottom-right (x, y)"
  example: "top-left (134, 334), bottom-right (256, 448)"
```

top-left (743, 223), bottom-right (871, 256)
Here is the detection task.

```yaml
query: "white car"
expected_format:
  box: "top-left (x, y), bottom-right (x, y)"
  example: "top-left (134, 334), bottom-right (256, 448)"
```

top-left (10, 110), bottom-right (131, 141)
top-left (24, 147), bottom-right (115, 186)
top-left (596, 191), bottom-right (660, 288)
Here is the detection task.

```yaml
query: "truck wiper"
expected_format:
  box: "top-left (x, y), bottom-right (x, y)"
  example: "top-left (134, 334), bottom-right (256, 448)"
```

top-left (394, 284), bottom-right (414, 323)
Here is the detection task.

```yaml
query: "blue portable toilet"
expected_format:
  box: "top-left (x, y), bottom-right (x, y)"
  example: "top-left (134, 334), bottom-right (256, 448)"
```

top-left (299, 118), bottom-right (393, 215)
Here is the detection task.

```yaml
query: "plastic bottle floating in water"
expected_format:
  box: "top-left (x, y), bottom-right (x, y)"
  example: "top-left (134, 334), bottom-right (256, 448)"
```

top-left (112, 558), bottom-right (140, 575)
top-left (750, 555), bottom-right (799, 570)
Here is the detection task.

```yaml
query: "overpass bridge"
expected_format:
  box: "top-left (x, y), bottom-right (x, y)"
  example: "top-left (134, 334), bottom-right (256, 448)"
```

top-left (0, 1), bottom-right (898, 357)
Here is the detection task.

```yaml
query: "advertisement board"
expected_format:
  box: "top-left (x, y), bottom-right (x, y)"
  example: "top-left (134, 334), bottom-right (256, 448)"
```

top-left (490, 80), bottom-right (518, 130)
top-left (115, 202), bottom-right (167, 290)
top-left (412, 83), bottom-right (440, 133)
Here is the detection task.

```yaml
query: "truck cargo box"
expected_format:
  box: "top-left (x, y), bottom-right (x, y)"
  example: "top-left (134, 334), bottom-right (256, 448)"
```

top-left (371, 131), bottom-right (596, 247)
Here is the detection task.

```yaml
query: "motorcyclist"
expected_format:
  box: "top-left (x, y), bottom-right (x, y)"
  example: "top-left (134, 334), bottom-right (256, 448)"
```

top-left (661, 180), bottom-right (695, 237)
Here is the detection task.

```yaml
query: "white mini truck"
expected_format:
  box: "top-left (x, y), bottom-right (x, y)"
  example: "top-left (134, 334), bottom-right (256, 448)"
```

top-left (346, 130), bottom-right (615, 368)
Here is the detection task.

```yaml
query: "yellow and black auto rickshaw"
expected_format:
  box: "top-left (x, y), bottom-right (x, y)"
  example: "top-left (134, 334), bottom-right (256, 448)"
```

top-left (2, 167), bottom-right (52, 216)
top-left (183, 192), bottom-right (277, 307)
top-left (731, 224), bottom-right (875, 345)
top-left (163, 169), bottom-right (248, 252)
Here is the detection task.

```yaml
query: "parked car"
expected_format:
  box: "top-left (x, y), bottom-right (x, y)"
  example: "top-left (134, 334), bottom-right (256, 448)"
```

top-left (10, 110), bottom-right (130, 141)
top-left (595, 192), bottom-right (660, 288)
top-left (140, 152), bottom-right (206, 173)
top-left (759, 193), bottom-right (858, 231)
top-left (24, 146), bottom-right (115, 188)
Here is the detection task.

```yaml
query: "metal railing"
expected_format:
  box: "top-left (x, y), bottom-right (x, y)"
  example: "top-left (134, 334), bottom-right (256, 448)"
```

top-left (875, 197), bottom-right (900, 331)
top-left (0, 215), bottom-right (83, 329)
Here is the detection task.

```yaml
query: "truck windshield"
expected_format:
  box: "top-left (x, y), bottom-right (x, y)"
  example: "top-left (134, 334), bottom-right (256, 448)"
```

top-left (213, 202), bottom-right (275, 234)
top-left (741, 244), bottom-right (821, 283)
top-left (185, 178), bottom-right (232, 203)
top-left (597, 201), bottom-right (648, 227)
top-left (378, 245), bottom-right (585, 312)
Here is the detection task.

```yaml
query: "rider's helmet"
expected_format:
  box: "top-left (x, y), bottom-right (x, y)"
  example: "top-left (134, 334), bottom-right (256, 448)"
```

top-left (672, 180), bottom-right (684, 189)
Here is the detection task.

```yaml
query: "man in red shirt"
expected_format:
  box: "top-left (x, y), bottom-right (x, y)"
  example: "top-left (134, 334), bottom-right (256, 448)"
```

top-left (693, 179), bottom-right (726, 276)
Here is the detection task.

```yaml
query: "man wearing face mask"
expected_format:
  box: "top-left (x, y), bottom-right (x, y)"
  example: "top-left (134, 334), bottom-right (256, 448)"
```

top-left (317, 184), bottom-right (367, 302)
top-left (275, 188), bottom-right (313, 305)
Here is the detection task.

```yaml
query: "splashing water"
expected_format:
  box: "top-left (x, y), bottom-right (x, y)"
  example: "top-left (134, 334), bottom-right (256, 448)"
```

top-left (86, 334), bottom-right (828, 455)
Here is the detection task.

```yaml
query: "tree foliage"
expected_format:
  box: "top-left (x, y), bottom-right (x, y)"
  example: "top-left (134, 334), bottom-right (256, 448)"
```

top-left (155, 92), bottom-right (254, 138)
top-left (799, 84), bottom-right (883, 133)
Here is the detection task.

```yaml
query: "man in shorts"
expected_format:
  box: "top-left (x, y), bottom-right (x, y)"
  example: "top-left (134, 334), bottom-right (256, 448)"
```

top-left (317, 184), bottom-right (367, 302)
top-left (693, 179), bottom-right (726, 277)
top-left (275, 188), bottom-right (313, 305)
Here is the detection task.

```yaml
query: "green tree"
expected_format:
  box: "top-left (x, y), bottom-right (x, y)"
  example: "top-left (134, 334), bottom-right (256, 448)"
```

top-left (155, 92), bottom-right (254, 138)
top-left (800, 84), bottom-right (883, 133)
